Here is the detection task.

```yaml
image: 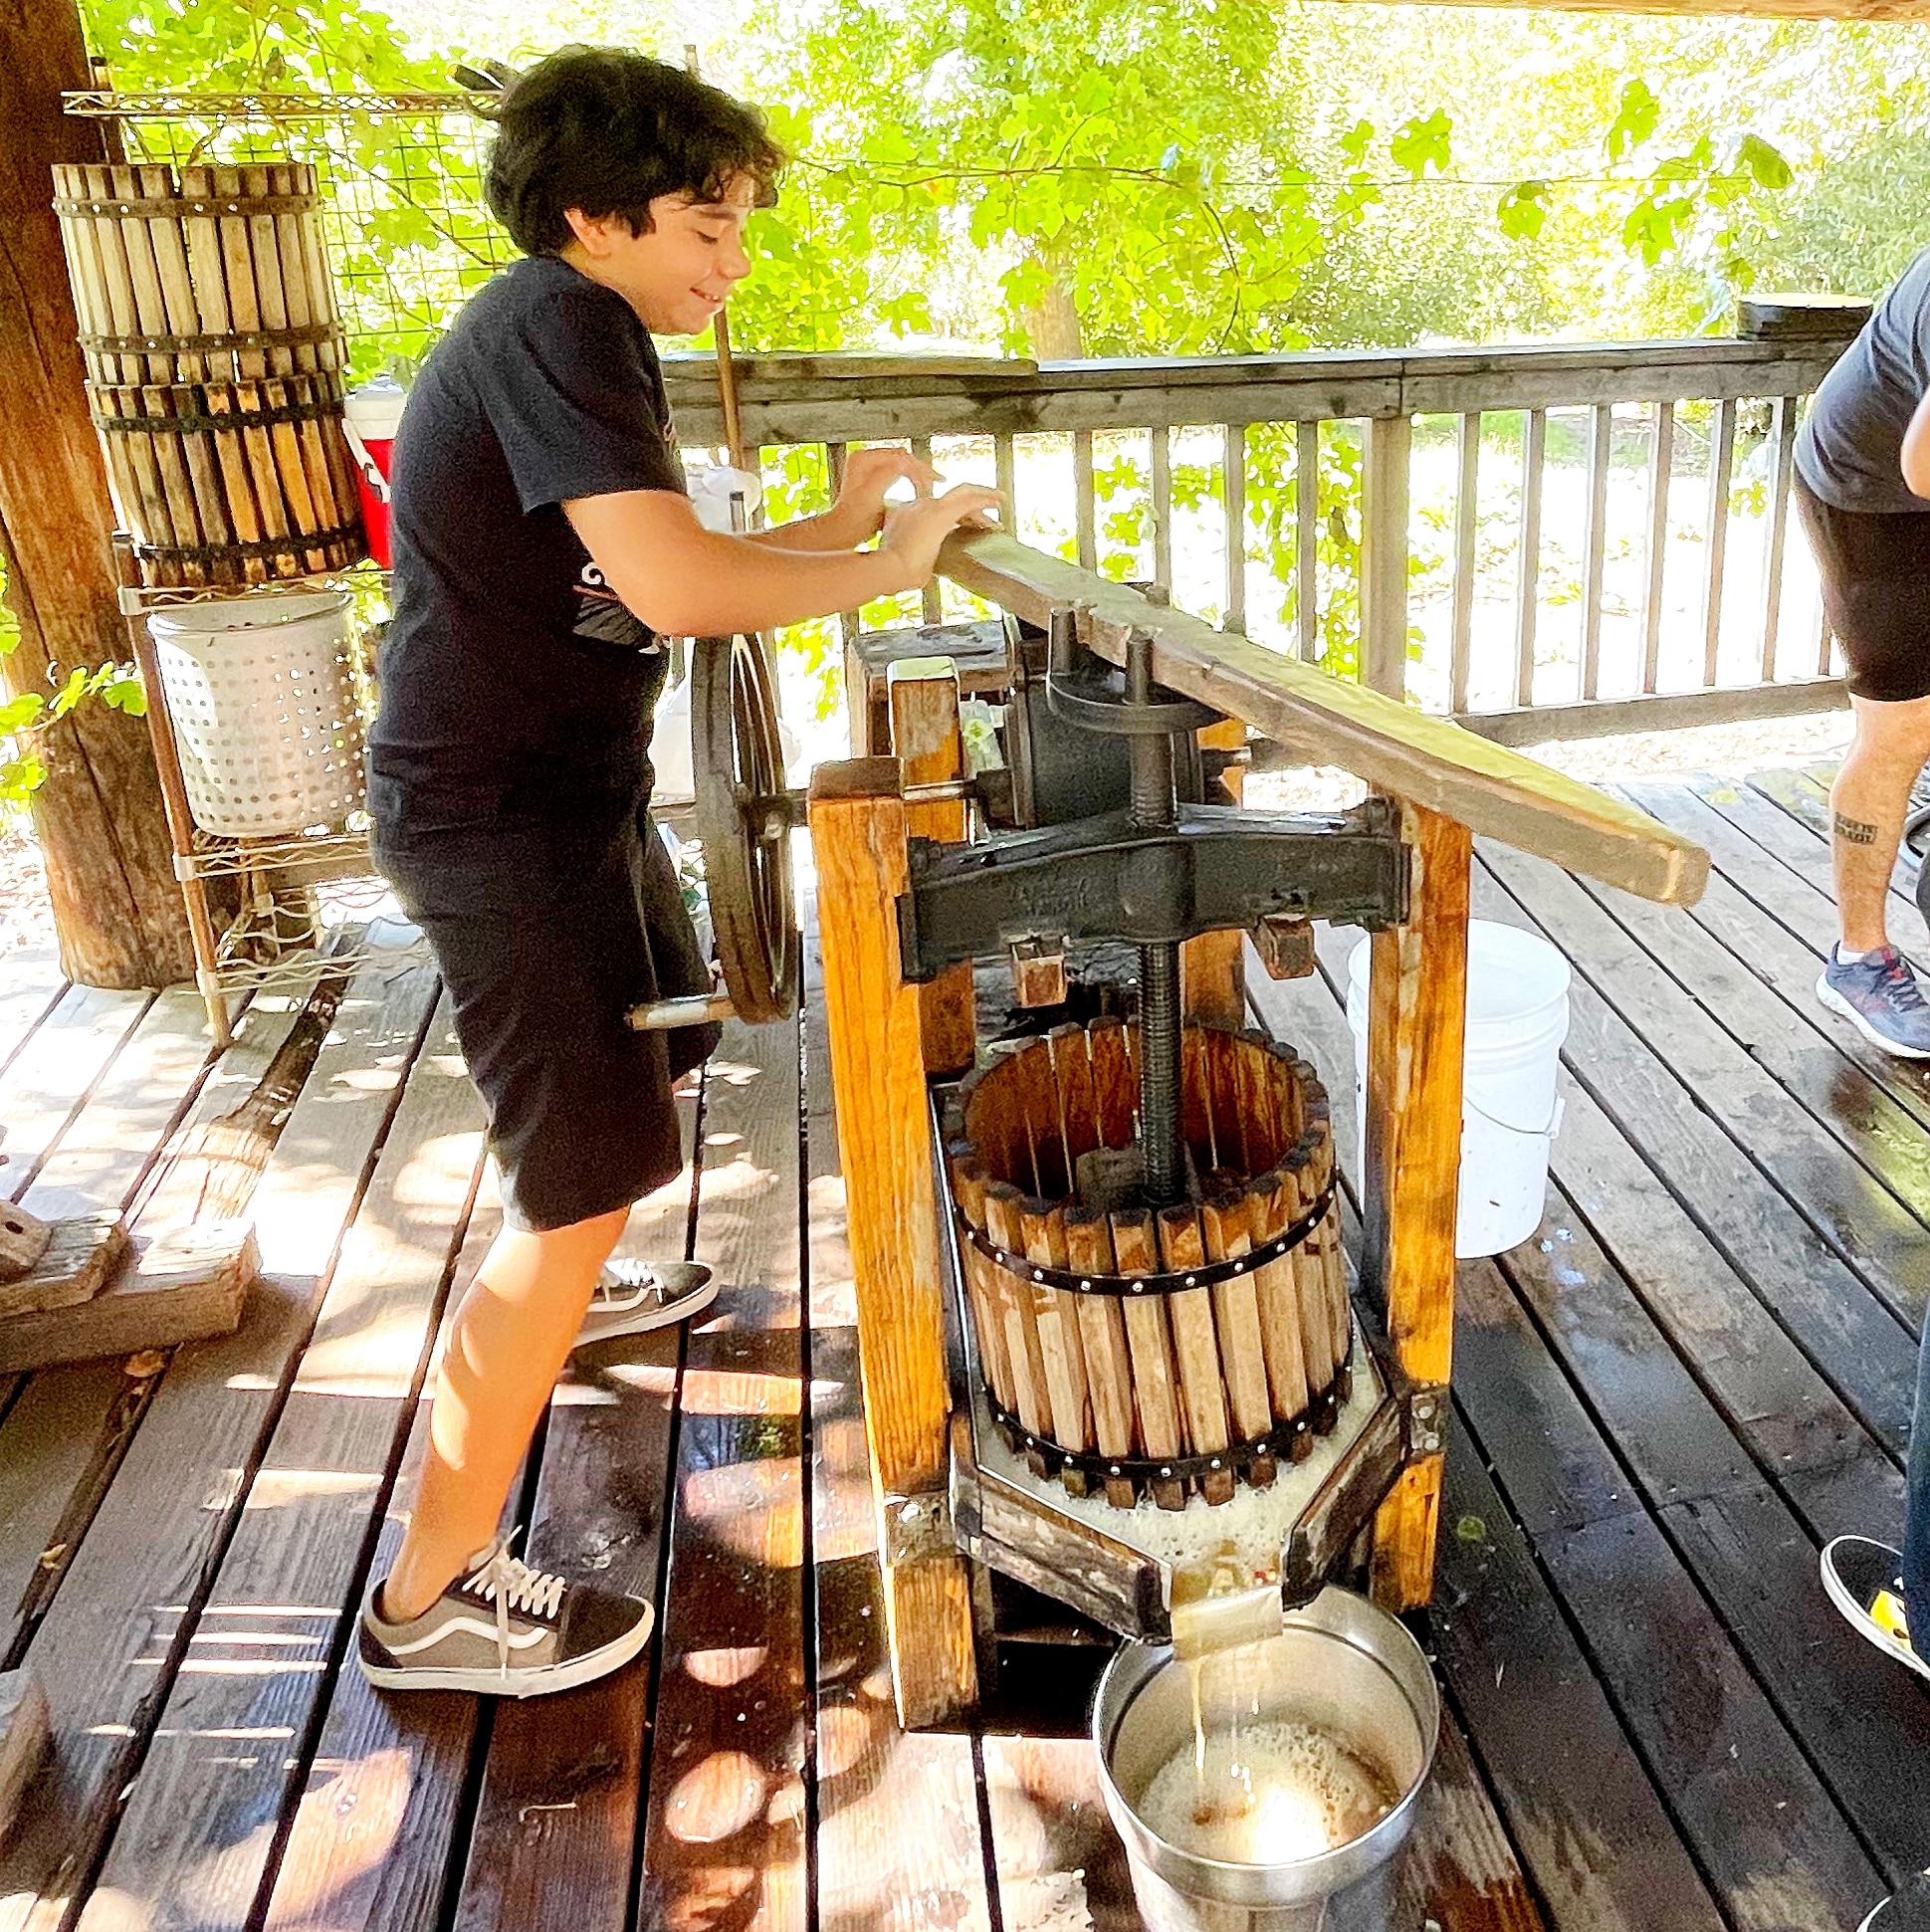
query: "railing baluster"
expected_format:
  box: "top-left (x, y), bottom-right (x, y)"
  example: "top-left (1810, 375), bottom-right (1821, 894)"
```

top-left (1641, 400), bottom-right (1674, 695)
top-left (1151, 421), bottom-right (1173, 593)
top-left (911, 435), bottom-right (943, 624)
top-left (828, 441), bottom-right (862, 655)
top-left (1515, 407), bottom-right (1546, 709)
top-left (1074, 429), bottom-right (1097, 571)
top-left (1759, 395), bottom-right (1796, 684)
top-left (1450, 412), bottom-right (1479, 716)
top-left (1223, 423), bottom-right (1246, 633)
top-left (995, 431), bottom-right (1018, 537)
top-left (1700, 397), bottom-right (1737, 688)
top-left (1582, 404), bottom-right (1612, 702)
top-left (1363, 415), bottom-right (1412, 701)
top-left (1296, 420), bottom-right (1320, 664)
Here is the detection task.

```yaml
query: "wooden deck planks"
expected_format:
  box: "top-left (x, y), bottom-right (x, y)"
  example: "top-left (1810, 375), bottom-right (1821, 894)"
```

top-left (76, 993), bottom-right (485, 1931)
top-left (1262, 926), bottom-right (1914, 1925)
top-left (0, 989), bottom-right (318, 1662)
top-left (11, 769), bottom-right (1930, 1928)
top-left (803, 907), bottom-right (996, 1932)
top-left (0, 949), bottom-right (65, 1090)
top-left (17, 986), bottom-right (233, 1224)
top-left (1467, 862), bottom-right (1921, 1459)
top-left (1481, 837), bottom-right (1930, 1332)
top-left (0, 957), bottom-right (439, 1929)
top-left (0, 984), bottom-right (152, 1205)
top-left (636, 1011), bottom-right (811, 1932)
top-left (446, 1074), bottom-right (698, 1932)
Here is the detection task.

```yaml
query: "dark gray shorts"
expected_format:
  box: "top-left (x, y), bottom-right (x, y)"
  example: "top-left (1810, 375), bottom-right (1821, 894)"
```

top-left (374, 814), bottom-right (718, 1232)
top-left (1796, 478), bottom-right (1930, 703)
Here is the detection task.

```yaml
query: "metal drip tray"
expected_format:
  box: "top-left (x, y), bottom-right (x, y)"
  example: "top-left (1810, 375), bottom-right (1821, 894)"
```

top-left (938, 1185), bottom-right (1413, 1644)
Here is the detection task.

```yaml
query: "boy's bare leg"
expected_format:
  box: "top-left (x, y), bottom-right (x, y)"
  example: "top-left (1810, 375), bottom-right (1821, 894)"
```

top-left (382, 1204), bottom-right (630, 1620)
top-left (1830, 693), bottom-right (1930, 955)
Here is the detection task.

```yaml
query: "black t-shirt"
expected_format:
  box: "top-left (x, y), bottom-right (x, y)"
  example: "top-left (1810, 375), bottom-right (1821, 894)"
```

top-left (367, 255), bottom-right (686, 868)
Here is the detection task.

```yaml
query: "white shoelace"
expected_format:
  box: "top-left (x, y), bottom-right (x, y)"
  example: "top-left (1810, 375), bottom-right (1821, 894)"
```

top-left (460, 1535), bottom-right (567, 1673)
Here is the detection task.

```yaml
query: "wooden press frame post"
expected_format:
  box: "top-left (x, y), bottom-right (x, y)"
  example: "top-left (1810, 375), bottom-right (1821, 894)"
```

top-left (889, 667), bottom-right (975, 1078)
top-left (1362, 799), bottom-right (1471, 1610)
top-left (808, 756), bottom-right (978, 1727)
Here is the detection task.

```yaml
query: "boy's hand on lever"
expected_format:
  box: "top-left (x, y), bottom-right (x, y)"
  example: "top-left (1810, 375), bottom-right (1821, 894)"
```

top-left (828, 445), bottom-right (943, 543)
top-left (877, 483), bottom-right (1004, 592)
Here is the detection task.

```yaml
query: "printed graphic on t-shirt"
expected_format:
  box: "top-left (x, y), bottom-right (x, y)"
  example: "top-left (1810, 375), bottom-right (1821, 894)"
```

top-left (572, 561), bottom-right (660, 651)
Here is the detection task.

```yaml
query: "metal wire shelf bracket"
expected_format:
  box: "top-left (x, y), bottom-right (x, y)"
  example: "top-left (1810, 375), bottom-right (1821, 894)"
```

top-left (63, 91), bottom-right (495, 119)
top-left (118, 565), bottom-right (387, 616)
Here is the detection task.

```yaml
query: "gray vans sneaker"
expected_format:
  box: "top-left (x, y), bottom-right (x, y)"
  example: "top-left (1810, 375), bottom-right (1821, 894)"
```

top-left (359, 1537), bottom-right (653, 1697)
top-left (575, 1258), bottom-right (717, 1349)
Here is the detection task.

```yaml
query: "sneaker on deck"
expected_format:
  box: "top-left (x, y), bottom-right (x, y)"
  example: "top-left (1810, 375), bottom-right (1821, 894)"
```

top-left (1860, 1871), bottom-right (1930, 1931)
top-left (575, 1258), bottom-right (716, 1349)
top-left (359, 1537), bottom-right (653, 1697)
top-left (1820, 1535), bottom-right (1930, 1687)
top-left (1817, 947), bottom-right (1930, 1058)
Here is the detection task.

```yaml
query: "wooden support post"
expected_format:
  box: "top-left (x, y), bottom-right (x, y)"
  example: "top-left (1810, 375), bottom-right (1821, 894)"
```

top-left (808, 757), bottom-right (977, 1727)
top-left (0, 0), bottom-right (202, 987)
top-left (890, 667), bottom-right (975, 1078)
top-left (1181, 714), bottom-right (1248, 1024)
top-left (1362, 800), bottom-right (1471, 1611)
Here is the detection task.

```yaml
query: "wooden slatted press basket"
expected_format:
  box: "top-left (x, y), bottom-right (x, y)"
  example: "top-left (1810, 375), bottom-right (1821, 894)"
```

top-left (949, 1022), bottom-right (1350, 1511)
top-left (52, 161), bottom-right (365, 586)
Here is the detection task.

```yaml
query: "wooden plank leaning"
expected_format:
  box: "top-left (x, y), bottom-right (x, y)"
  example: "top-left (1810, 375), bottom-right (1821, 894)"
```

top-left (938, 532), bottom-right (1708, 907)
top-left (807, 757), bottom-right (976, 1727)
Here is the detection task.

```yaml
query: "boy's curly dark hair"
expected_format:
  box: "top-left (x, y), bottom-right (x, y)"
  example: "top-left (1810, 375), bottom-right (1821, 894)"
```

top-left (485, 47), bottom-right (784, 256)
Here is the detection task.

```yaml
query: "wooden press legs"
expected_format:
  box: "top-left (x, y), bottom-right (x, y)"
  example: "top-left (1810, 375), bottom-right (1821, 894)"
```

top-left (1363, 800), bottom-right (1472, 1611)
top-left (808, 757), bottom-right (977, 1728)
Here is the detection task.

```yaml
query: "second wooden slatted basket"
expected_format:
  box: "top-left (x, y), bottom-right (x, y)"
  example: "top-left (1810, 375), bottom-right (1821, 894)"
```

top-left (53, 160), bottom-right (365, 587)
top-left (946, 1018), bottom-right (1352, 1512)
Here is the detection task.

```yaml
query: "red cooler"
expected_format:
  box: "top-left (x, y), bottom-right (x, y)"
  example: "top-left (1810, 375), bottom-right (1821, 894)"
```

top-left (342, 377), bottom-right (408, 568)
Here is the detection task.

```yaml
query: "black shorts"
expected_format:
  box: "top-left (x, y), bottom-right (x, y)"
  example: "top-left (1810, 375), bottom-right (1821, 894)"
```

top-left (374, 814), bottom-right (719, 1232)
top-left (1795, 478), bottom-right (1930, 703)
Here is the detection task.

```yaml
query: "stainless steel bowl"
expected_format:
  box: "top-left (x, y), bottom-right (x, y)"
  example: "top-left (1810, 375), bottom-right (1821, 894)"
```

top-left (1092, 1586), bottom-right (1439, 1931)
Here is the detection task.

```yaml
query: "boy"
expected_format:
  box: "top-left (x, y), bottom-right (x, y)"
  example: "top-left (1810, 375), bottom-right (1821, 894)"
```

top-left (360, 45), bottom-right (997, 1697)
top-left (1797, 248), bottom-right (1930, 1058)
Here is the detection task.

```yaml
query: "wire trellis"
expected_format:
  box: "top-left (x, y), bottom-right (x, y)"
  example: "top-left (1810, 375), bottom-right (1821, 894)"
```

top-left (65, 91), bottom-right (516, 381)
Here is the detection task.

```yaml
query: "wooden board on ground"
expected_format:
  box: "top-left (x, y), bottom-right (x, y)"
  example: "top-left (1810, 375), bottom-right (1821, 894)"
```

top-left (0, 1212), bottom-right (123, 1319)
top-left (939, 531), bottom-right (1708, 906)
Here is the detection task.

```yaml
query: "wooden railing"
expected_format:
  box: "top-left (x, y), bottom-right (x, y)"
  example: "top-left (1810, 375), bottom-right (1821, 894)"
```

top-left (663, 333), bottom-right (1860, 744)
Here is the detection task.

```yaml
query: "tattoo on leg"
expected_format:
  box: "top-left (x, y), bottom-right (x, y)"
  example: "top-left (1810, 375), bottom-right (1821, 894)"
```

top-left (1835, 811), bottom-right (1879, 847)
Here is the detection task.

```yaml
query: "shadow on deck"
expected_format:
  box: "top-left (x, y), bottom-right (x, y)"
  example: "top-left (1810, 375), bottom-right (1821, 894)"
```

top-left (0, 759), bottom-right (1923, 1932)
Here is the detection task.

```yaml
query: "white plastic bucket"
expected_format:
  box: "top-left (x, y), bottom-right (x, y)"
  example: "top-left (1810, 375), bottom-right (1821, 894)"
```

top-left (148, 591), bottom-right (367, 839)
top-left (1346, 920), bottom-right (1570, 1258)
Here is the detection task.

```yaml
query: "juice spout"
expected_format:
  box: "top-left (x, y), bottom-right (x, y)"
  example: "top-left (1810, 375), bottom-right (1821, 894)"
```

top-left (1169, 1542), bottom-right (1285, 1661)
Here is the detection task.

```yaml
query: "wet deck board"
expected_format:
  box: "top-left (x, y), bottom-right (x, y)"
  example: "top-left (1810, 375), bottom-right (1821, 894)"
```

top-left (2, 763), bottom-right (1925, 1929)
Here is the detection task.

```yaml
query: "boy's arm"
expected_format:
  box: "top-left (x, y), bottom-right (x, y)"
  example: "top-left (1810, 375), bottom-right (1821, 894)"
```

top-left (565, 484), bottom-right (999, 637)
top-left (743, 445), bottom-right (946, 554)
top-left (1904, 387), bottom-right (1930, 499)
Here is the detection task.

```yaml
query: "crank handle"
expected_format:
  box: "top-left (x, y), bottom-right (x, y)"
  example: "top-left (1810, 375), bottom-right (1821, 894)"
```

top-left (624, 991), bottom-right (737, 1032)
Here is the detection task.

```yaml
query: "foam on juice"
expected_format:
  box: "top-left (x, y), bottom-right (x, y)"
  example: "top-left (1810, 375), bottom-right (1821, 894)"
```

top-left (1139, 1719), bottom-right (1398, 1865)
